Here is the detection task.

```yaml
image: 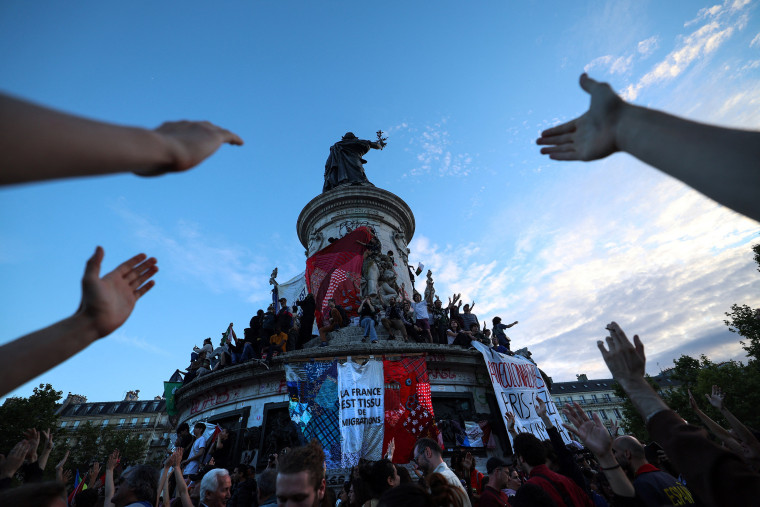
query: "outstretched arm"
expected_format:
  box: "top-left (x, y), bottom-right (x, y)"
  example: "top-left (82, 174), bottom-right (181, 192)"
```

top-left (562, 402), bottom-right (635, 498)
top-left (0, 247), bottom-right (157, 397)
top-left (0, 94), bottom-right (243, 186)
top-left (537, 74), bottom-right (760, 222)
top-left (705, 385), bottom-right (760, 459)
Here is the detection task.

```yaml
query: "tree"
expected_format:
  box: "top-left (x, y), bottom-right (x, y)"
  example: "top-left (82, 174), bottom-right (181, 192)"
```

top-left (59, 422), bottom-right (148, 473)
top-left (723, 242), bottom-right (760, 362)
top-left (0, 383), bottom-right (61, 454)
top-left (724, 304), bottom-right (760, 363)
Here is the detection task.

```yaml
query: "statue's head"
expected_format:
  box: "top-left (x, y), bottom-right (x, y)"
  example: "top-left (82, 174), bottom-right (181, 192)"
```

top-left (342, 132), bottom-right (357, 140)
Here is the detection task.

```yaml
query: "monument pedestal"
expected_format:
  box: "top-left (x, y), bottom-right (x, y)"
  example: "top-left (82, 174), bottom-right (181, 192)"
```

top-left (297, 184), bottom-right (417, 294)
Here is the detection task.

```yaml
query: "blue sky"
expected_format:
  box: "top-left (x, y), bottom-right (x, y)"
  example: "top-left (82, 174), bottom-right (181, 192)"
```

top-left (1, 0), bottom-right (759, 403)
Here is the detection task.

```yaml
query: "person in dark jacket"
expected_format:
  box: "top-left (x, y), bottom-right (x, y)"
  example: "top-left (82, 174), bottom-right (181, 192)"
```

top-left (229, 463), bottom-right (258, 507)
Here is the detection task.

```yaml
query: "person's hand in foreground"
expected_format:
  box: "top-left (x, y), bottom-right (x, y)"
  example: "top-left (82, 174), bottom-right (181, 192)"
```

top-left (597, 322), bottom-right (668, 422)
top-left (536, 73), bottom-right (623, 162)
top-left (536, 74), bottom-right (760, 223)
top-left (0, 93), bottom-right (243, 185)
top-left (563, 402), bottom-right (635, 497)
top-left (0, 247), bottom-right (158, 397)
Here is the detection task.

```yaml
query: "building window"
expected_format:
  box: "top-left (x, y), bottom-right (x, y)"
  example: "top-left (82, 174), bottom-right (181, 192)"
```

top-left (591, 394), bottom-right (599, 403)
top-left (143, 417), bottom-right (151, 426)
top-left (579, 395), bottom-right (586, 405)
top-left (118, 418), bottom-right (126, 427)
top-left (72, 421), bottom-right (80, 428)
top-left (60, 421), bottom-right (67, 428)
top-left (613, 408), bottom-right (622, 418)
top-left (604, 394), bottom-right (611, 402)
top-left (131, 418), bottom-right (138, 427)
top-left (101, 419), bottom-right (109, 427)
top-left (599, 410), bottom-right (608, 420)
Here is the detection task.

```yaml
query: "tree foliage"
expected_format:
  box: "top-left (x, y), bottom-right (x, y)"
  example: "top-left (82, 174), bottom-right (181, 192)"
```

top-left (58, 422), bottom-right (148, 473)
top-left (0, 384), bottom-right (61, 455)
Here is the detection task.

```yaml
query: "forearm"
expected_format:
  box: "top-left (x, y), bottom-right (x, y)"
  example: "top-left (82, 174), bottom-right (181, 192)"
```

top-left (617, 377), bottom-right (669, 423)
top-left (104, 469), bottom-right (115, 506)
top-left (173, 467), bottom-right (193, 507)
top-left (693, 408), bottom-right (733, 442)
top-left (720, 407), bottom-right (760, 451)
top-left (157, 467), bottom-right (170, 506)
top-left (0, 94), bottom-right (176, 185)
top-left (596, 451), bottom-right (635, 497)
top-left (38, 449), bottom-right (52, 471)
top-left (616, 103), bottom-right (760, 222)
top-left (0, 313), bottom-right (100, 397)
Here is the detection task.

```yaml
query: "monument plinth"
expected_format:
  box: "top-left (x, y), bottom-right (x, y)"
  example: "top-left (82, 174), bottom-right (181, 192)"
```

top-left (297, 184), bottom-right (416, 295)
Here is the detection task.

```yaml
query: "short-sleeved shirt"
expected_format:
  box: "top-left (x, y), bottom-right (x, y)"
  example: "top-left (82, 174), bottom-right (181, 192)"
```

top-left (184, 435), bottom-right (206, 475)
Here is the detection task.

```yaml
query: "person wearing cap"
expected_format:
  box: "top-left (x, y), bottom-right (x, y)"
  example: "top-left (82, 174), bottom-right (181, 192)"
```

top-left (480, 457), bottom-right (511, 507)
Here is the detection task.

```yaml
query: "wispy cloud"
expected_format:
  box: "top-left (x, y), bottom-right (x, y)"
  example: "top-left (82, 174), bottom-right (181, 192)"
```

top-left (622, 0), bottom-right (751, 100)
top-left (111, 202), bottom-right (271, 301)
top-left (111, 330), bottom-right (175, 358)
top-left (750, 32), bottom-right (760, 48)
top-left (395, 120), bottom-right (474, 178)
top-left (637, 36), bottom-right (659, 57)
top-left (411, 171), bottom-right (759, 381)
top-left (584, 54), bottom-right (634, 75)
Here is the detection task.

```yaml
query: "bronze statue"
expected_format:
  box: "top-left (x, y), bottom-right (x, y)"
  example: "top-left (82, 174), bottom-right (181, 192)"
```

top-left (323, 132), bottom-right (386, 192)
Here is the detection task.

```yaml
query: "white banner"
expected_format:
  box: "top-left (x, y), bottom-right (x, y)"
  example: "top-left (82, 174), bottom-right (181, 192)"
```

top-left (338, 359), bottom-right (384, 467)
top-left (276, 271), bottom-right (307, 310)
top-left (470, 342), bottom-right (571, 444)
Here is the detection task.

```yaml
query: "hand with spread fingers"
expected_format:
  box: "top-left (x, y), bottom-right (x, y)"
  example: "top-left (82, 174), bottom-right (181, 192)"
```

top-left (597, 322), bottom-right (645, 388)
top-left (536, 73), bottom-right (624, 162)
top-left (562, 402), bottom-right (612, 457)
top-left (705, 385), bottom-right (726, 411)
top-left (79, 246), bottom-right (157, 338)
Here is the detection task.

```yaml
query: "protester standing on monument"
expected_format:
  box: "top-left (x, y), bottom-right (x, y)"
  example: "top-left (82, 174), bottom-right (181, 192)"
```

top-left (381, 296), bottom-right (410, 342)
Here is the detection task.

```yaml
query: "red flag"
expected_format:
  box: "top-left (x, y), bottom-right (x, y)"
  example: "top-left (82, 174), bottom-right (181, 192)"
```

top-left (382, 357), bottom-right (440, 463)
top-left (306, 227), bottom-right (371, 326)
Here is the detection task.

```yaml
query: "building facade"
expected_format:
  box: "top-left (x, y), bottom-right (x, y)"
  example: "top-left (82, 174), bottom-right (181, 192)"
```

top-left (56, 393), bottom-right (172, 464)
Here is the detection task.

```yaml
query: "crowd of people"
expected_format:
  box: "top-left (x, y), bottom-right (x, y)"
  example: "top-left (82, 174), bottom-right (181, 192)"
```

top-left (3, 323), bottom-right (760, 506)
top-left (181, 291), bottom-right (522, 384)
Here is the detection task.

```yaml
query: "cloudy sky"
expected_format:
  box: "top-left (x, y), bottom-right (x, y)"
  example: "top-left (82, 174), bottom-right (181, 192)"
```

top-left (1, 0), bottom-right (758, 403)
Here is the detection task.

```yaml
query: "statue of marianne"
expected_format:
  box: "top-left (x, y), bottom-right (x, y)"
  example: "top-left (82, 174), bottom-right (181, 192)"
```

top-left (323, 132), bottom-right (384, 193)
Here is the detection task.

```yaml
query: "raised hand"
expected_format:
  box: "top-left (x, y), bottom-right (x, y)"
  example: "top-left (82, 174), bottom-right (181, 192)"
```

top-left (562, 402), bottom-right (612, 457)
top-left (55, 449), bottom-right (70, 471)
top-left (535, 397), bottom-right (547, 419)
top-left (610, 420), bottom-right (620, 438)
top-left (0, 440), bottom-right (32, 479)
top-left (135, 121), bottom-right (243, 176)
top-left (504, 412), bottom-right (517, 433)
top-left (536, 73), bottom-right (624, 161)
top-left (705, 385), bottom-right (726, 410)
top-left (597, 322), bottom-right (645, 387)
top-left (23, 428), bottom-right (40, 461)
top-left (462, 452), bottom-right (474, 471)
top-left (106, 449), bottom-right (120, 471)
top-left (78, 247), bottom-right (158, 338)
top-left (385, 438), bottom-right (395, 460)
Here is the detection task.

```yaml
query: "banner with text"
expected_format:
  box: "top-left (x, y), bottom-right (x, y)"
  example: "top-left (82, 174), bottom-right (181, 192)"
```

top-left (471, 342), bottom-right (570, 444)
top-left (338, 359), bottom-right (384, 467)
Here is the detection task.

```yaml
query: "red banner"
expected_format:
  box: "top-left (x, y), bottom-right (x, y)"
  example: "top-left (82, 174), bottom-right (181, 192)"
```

top-left (306, 227), bottom-right (371, 326)
top-left (382, 357), bottom-right (440, 463)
